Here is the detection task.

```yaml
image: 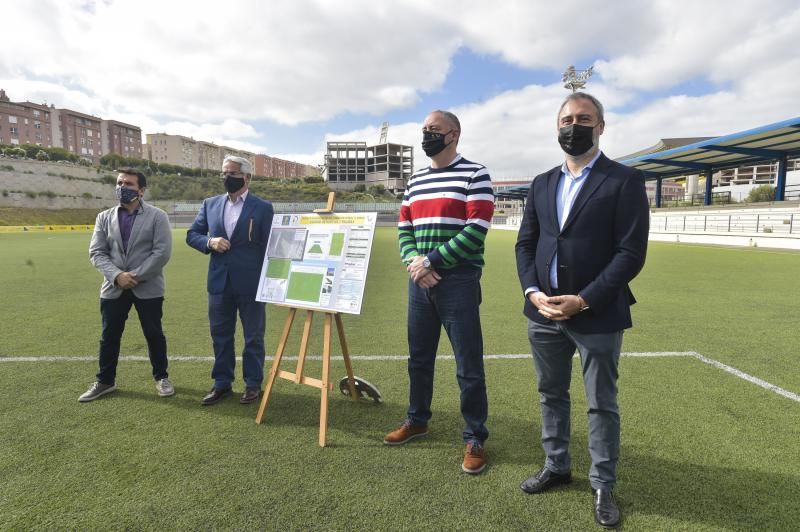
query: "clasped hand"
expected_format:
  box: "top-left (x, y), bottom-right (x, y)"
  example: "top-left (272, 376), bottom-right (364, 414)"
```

top-left (407, 255), bottom-right (441, 288)
top-left (529, 292), bottom-right (583, 321)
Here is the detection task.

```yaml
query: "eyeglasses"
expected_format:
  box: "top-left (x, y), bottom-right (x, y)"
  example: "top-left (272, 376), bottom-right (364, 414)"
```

top-left (220, 172), bottom-right (245, 179)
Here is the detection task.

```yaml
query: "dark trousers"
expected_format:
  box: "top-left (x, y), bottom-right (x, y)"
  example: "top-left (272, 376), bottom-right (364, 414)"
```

top-left (528, 319), bottom-right (623, 489)
top-left (97, 291), bottom-right (168, 385)
top-left (407, 268), bottom-right (489, 443)
top-left (208, 282), bottom-right (266, 389)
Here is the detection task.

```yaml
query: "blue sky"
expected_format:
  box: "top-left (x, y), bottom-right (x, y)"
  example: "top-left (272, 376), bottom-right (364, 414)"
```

top-left (2, 0), bottom-right (799, 176)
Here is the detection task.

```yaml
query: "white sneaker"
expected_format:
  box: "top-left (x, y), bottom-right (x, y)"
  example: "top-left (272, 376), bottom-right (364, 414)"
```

top-left (156, 378), bottom-right (175, 397)
top-left (79, 382), bottom-right (116, 402)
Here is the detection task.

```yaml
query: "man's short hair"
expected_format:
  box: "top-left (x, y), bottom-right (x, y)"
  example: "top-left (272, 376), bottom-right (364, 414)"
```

top-left (117, 167), bottom-right (146, 188)
top-left (223, 155), bottom-right (253, 176)
top-left (558, 92), bottom-right (605, 123)
top-left (431, 110), bottom-right (461, 132)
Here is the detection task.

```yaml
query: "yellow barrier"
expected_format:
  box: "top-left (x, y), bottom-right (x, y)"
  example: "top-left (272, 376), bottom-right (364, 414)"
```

top-left (0, 224), bottom-right (94, 233)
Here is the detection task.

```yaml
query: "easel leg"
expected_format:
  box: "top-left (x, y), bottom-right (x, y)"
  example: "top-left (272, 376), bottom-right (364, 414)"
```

top-left (294, 311), bottom-right (314, 384)
top-left (256, 308), bottom-right (296, 424)
top-left (319, 313), bottom-right (332, 447)
top-left (335, 313), bottom-right (358, 401)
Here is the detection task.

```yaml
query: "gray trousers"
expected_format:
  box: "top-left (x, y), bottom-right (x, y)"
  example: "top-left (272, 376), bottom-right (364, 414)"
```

top-left (527, 319), bottom-right (623, 489)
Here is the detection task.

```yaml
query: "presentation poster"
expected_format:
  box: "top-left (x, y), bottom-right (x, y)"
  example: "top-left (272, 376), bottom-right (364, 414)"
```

top-left (256, 212), bottom-right (378, 314)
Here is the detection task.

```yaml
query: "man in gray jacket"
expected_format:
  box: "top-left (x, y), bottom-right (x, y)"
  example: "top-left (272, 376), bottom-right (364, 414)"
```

top-left (81, 168), bottom-right (173, 402)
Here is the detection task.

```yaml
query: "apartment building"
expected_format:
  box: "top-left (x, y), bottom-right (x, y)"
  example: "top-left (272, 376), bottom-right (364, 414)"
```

top-left (101, 120), bottom-right (143, 159)
top-left (0, 89), bottom-right (54, 147)
top-left (144, 133), bottom-right (256, 172)
top-left (254, 154), bottom-right (318, 178)
top-left (1, 89), bottom-right (141, 162)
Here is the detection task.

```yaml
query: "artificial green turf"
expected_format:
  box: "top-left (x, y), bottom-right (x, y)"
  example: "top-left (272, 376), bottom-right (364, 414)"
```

top-left (1, 228), bottom-right (799, 530)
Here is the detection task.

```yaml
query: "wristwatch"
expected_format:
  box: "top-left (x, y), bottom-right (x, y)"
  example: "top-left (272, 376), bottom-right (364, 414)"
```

top-left (422, 257), bottom-right (431, 269)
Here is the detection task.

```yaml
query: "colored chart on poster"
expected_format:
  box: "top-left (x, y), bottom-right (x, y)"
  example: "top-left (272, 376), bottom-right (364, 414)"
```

top-left (256, 213), bottom-right (377, 314)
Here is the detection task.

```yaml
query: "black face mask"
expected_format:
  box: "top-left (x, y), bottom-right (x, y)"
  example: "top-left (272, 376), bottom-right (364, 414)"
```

top-left (558, 123), bottom-right (596, 156)
top-left (224, 176), bottom-right (245, 194)
top-left (116, 186), bottom-right (140, 204)
top-left (422, 130), bottom-right (453, 157)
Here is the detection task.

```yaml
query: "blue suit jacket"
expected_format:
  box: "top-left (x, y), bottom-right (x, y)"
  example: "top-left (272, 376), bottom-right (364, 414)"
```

top-left (186, 192), bottom-right (274, 297)
top-left (515, 153), bottom-right (649, 333)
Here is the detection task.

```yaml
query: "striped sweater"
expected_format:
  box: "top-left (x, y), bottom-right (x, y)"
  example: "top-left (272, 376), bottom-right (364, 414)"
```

top-left (398, 154), bottom-right (494, 269)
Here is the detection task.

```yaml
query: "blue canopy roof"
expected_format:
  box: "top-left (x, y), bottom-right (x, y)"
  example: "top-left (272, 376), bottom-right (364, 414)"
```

top-left (619, 117), bottom-right (800, 179)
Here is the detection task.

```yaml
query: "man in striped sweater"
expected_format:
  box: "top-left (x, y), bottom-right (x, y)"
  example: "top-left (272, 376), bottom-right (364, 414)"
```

top-left (383, 110), bottom-right (494, 475)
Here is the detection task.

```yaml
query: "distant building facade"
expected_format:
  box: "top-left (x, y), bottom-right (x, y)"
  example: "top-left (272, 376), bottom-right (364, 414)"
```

top-left (0, 89), bottom-right (54, 148)
top-left (323, 141), bottom-right (413, 194)
top-left (0, 89), bottom-right (141, 163)
top-left (102, 120), bottom-right (143, 159)
top-left (254, 154), bottom-right (318, 178)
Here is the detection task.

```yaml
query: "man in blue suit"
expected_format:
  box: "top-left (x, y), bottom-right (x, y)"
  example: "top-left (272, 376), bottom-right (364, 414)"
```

top-left (187, 156), bottom-right (274, 406)
top-left (515, 93), bottom-right (649, 529)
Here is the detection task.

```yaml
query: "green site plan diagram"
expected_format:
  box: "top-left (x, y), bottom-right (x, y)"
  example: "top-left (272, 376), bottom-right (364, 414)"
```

top-left (286, 272), bottom-right (324, 303)
top-left (329, 232), bottom-right (345, 256)
top-left (266, 258), bottom-right (291, 279)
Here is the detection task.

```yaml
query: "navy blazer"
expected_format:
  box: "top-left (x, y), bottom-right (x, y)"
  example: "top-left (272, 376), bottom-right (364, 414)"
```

top-left (515, 153), bottom-right (649, 333)
top-left (186, 192), bottom-right (274, 297)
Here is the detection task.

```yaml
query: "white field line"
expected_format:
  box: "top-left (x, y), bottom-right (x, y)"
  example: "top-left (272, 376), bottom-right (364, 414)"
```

top-left (0, 351), bottom-right (797, 403)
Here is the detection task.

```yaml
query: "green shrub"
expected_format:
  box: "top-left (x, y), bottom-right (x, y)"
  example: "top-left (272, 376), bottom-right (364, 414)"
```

top-left (747, 185), bottom-right (775, 203)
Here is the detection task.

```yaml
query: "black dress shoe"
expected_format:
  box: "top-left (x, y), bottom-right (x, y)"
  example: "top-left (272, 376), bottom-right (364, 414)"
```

top-left (239, 387), bottom-right (260, 404)
top-left (201, 387), bottom-right (232, 406)
top-left (593, 488), bottom-right (620, 529)
top-left (520, 466), bottom-right (572, 494)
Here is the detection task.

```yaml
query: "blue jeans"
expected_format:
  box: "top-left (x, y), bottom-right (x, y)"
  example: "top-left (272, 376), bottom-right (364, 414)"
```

top-left (97, 291), bottom-right (168, 385)
top-left (527, 319), bottom-right (623, 489)
top-left (407, 268), bottom-right (489, 443)
top-left (208, 282), bottom-right (266, 389)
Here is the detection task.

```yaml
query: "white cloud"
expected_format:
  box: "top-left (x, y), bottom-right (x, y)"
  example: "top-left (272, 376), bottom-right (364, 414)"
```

top-left (2, 0), bottom-right (798, 175)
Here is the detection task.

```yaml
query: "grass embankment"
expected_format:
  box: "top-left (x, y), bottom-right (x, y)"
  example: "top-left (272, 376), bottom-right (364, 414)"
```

top-left (0, 207), bottom-right (99, 226)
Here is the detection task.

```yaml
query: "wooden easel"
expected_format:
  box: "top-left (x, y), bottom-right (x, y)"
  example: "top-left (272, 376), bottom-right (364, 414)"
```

top-left (254, 192), bottom-right (359, 447)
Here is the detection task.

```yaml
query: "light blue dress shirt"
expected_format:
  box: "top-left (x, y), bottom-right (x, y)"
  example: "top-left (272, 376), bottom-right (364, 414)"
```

top-left (527, 150), bottom-right (603, 294)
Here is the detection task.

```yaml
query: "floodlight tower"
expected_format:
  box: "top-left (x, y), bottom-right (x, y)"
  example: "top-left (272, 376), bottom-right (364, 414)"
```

top-left (379, 122), bottom-right (388, 144)
top-left (562, 65), bottom-right (594, 92)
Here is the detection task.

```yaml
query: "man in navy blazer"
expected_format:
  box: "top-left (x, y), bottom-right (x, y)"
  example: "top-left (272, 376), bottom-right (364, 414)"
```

top-left (187, 156), bottom-right (274, 406)
top-left (515, 93), bottom-right (649, 529)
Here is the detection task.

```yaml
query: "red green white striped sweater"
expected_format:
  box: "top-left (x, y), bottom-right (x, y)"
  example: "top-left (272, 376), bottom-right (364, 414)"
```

top-left (398, 154), bottom-right (494, 269)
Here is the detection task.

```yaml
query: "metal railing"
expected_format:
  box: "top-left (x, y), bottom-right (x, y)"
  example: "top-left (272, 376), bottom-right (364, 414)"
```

top-left (650, 191), bottom-right (731, 208)
top-left (652, 212), bottom-right (798, 235)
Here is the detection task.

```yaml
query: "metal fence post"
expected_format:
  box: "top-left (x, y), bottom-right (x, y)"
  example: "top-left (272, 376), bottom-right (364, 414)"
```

top-left (756, 214), bottom-right (760, 233)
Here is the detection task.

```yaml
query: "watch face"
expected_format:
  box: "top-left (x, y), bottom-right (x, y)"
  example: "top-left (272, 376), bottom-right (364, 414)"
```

top-left (423, 258), bottom-right (431, 268)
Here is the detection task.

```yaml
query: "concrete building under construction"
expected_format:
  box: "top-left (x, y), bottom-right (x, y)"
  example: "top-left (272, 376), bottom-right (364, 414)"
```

top-left (323, 141), bottom-right (413, 194)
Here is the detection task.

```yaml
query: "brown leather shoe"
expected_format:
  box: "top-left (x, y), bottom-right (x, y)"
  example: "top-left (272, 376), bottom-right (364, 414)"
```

top-left (462, 441), bottom-right (486, 474)
top-left (240, 387), bottom-right (260, 404)
top-left (200, 387), bottom-right (232, 406)
top-left (383, 419), bottom-right (428, 445)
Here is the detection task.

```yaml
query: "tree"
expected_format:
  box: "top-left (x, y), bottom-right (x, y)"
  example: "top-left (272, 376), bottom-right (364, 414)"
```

top-left (746, 184), bottom-right (775, 203)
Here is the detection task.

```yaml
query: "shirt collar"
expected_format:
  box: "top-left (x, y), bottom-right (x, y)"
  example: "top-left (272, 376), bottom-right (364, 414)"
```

top-left (430, 153), bottom-right (462, 170)
top-left (227, 189), bottom-right (249, 204)
top-left (561, 150), bottom-right (603, 179)
top-left (118, 200), bottom-right (144, 214)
